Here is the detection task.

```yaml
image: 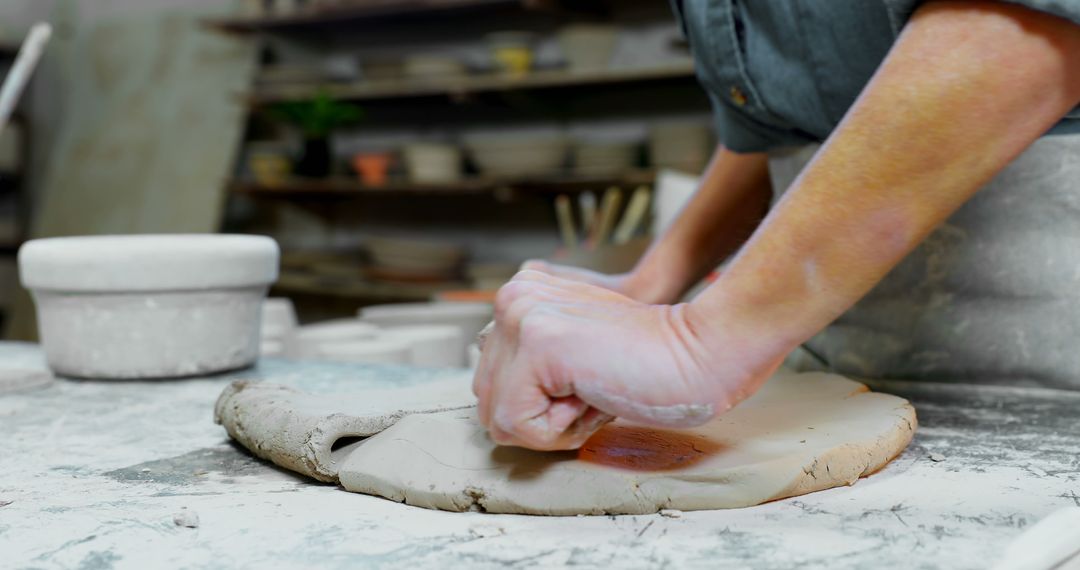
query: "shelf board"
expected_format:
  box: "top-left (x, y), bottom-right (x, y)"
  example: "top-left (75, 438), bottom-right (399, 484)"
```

top-left (206, 0), bottom-right (528, 33)
top-left (273, 272), bottom-right (462, 301)
top-left (249, 64), bottom-right (697, 104)
top-left (230, 171), bottom-right (656, 199)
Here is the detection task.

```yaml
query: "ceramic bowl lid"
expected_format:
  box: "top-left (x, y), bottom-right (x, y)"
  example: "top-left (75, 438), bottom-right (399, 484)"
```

top-left (19, 234), bottom-right (279, 292)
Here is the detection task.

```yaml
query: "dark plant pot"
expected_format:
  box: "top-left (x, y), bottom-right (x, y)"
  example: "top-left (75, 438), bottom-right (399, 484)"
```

top-left (297, 137), bottom-right (331, 178)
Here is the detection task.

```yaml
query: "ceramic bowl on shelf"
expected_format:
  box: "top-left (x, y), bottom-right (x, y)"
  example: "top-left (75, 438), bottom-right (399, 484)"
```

top-left (558, 24), bottom-right (619, 72)
top-left (464, 130), bottom-right (568, 178)
top-left (365, 237), bottom-right (466, 277)
top-left (402, 142), bottom-right (463, 184)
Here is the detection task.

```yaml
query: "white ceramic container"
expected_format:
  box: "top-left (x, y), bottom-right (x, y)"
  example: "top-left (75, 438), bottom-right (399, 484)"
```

top-left (378, 324), bottom-right (466, 368)
top-left (19, 234), bottom-right (280, 379)
top-left (314, 338), bottom-right (412, 365)
top-left (286, 318), bottom-right (381, 359)
top-left (358, 301), bottom-right (493, 341)
top-left (261, 338), bottom-right (286, 357)
top-left (261, 297), bottom-right (298, 341)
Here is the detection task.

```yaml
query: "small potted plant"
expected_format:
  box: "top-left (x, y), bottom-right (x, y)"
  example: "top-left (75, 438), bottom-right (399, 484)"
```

top-left (271, 92), bottom-right (363, 178)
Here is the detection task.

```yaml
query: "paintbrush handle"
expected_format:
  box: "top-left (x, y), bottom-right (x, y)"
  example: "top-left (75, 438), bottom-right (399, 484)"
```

top-left (613, 186), bottom-right (652, 245)
top-left (592, 187), bottom-right (624, 247)
top-left (555, 194), bottom-right (578, 251)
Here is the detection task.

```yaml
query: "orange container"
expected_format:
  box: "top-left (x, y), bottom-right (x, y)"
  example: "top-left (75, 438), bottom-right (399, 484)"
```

top-left (352, 152), bottom-right (394, 187)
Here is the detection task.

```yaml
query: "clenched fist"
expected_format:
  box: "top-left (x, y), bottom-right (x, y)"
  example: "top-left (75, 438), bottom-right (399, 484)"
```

top-left (472, 269), bottom-right (780, 451)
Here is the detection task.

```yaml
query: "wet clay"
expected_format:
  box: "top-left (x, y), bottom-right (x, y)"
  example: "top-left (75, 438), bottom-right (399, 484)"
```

top-left (337, 371), bottom-right (916, 515)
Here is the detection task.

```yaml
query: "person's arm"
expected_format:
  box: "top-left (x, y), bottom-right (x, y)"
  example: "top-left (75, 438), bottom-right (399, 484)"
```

top-left (475, 0), bottom-right (1080, 450)
top-left (523, 146), bottom-right (772, 305)
top-left (690, 0), bottom-right (1080, 364)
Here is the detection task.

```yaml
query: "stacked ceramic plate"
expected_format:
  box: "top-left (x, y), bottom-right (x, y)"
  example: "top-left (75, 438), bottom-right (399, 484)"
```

top-left (573, 140), bottom-right (640, 177)
top-left (649, 120), bottom-right (713, 174)
top-left (285, 318), bottom-right (412, 365)
top-left (260, 297), bottom-right (299, 357)
top-left (275, 301), bottom-right (493, 368)
top-left (465, 129), bottom-right (568, 178)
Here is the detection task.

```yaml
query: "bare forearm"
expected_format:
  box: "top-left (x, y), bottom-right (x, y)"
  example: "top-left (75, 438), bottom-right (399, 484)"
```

top-left (692, 1), bottom-right (1080, 356)
top-left (627, 146), bottom-right (771, 303)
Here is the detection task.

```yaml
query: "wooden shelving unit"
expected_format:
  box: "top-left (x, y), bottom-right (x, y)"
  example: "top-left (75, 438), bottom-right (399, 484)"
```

top-left (230, 170), bottom-right (657, 200)
top-left (250, 64), bottom-right (697, 104)
top-left (206, 0), bottom-right (534, 33)
top-left (211, 0), bottom-right (700, 306)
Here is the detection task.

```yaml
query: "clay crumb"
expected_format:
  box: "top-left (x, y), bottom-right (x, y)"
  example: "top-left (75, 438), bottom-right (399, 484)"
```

top-left (0, 500), bottom-right (12, 508)
top-left (140, 468), bottom-right (151, 474)
top-left (173, 510), bottom-right (200, 528)
top-left (193, 469), bottom-right (208, 476)
top-left (929, 453), bottom-right (946, 463)
top-left (469, 525), bottom-right (505, 539)
top-left (464, 486), bottom-right (488, 513)
top-left (659, 509), bottom-right (683, 519)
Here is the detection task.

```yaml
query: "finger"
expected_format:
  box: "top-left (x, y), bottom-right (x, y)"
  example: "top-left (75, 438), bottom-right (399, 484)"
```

top-left (563, 407), bottom-right (615, 444)
top-left (475, 320), bottom-right (495, 351)
top-left (473, 323), bottom-right (513, 427)
top-left (519, 259), bottom-right (550, 273)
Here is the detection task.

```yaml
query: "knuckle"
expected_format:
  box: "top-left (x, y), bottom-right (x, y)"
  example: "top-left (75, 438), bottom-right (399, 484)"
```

top-left (494, 281), bottom-right (531, 317)
top-left (518, 311), bottom-right (560, 346)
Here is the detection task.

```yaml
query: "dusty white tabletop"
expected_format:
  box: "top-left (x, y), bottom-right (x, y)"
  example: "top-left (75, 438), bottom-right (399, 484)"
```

top-left (1, 341), bottom-right (1077, 569)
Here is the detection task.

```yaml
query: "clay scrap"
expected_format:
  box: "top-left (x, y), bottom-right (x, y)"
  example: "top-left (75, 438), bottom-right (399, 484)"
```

top-left (213, 377), bottom-right (476, 482)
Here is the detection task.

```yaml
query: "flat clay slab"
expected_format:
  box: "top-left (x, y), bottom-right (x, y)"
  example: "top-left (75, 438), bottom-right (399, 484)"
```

top-left (337, 372), bottom-right (916, 515)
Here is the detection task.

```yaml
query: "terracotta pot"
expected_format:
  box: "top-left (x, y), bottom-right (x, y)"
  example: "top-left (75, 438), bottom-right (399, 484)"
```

top-left (352, 152), bottom-right (394, 187)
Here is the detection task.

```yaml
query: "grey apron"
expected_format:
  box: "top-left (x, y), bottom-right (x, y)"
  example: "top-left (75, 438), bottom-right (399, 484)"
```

top-left (770, 134), bottom-right (1080, 389)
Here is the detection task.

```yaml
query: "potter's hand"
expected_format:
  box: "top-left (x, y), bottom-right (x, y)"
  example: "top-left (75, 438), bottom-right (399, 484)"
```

top-left (519, 260), bottom-right (634, 297)
top-left (472, 269), bottom-right (779, 451)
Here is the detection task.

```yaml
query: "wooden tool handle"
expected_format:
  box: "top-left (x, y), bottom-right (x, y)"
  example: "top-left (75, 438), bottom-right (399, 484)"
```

top-left (0, 23), bottom-right (52, 136)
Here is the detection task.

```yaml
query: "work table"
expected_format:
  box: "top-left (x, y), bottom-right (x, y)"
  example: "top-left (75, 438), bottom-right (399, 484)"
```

top-left (1, 341), bottom-right (1077, 569)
